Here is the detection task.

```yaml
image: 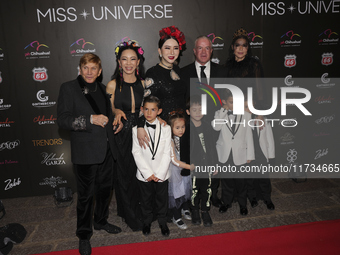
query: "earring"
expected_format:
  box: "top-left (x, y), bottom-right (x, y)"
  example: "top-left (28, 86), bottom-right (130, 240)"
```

top-left (160, 54), bottom-right (162, 58)
top-left (136, 67), bottom-right (139, 76)
top-left (119, 65), bottom-right (123, 78)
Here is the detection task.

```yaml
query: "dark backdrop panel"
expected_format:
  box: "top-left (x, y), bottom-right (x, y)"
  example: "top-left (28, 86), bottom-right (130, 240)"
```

top-left (0, 0), bottom-right (339, 198)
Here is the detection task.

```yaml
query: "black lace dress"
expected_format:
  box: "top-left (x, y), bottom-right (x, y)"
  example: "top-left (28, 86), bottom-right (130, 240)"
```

top-left (225, 56), bottom-right (265, 106)
top-left (113, 80), bottom-right (144, 231)
top-left (146, 64), bottom-right (186, 119)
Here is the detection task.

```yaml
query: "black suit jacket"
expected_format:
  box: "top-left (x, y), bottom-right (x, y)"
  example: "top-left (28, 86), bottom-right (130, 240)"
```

top-left (57, 77), bottom-right (116, 165)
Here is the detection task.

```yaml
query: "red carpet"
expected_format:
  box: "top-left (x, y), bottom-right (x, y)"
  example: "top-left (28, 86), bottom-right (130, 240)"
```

top-left (38, 219), bottom-right (340, 255)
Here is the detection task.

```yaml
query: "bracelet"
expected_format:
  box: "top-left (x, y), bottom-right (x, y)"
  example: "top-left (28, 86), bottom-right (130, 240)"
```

top-left (90, 115), bottom-right (93, 124)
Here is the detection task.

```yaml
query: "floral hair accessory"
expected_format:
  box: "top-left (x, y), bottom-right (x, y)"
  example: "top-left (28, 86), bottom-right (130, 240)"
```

top-left (114, 39), bottom-right (144, 57)
top-left (159, 26), bottom-right (186, 50)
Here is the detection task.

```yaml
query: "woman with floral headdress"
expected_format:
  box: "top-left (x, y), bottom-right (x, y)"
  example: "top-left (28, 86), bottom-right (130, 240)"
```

top-left (106, 39), bottom-right (146, 231)
top-left (137, 26), bottom-right (187, 148)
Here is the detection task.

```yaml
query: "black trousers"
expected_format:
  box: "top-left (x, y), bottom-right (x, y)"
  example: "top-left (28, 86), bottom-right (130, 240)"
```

top-left (191, 175), bottom-right (212, 211)
top-left (138, 180), bottom-right (168, 226)
top-left (220, 151), bottom-right (247, 208)
top-left (74, 148), bottom-right (113, 240)
top-left (211, 177), bottom-right (220, 201)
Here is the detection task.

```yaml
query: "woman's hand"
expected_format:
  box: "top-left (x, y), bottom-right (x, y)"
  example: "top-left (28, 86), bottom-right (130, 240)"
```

top-left (158, 117), bottom-right (167, 126)
top-left (113, 109), bottom-right (127, 126)
top-left (137, 127), bottom-right (150, 149)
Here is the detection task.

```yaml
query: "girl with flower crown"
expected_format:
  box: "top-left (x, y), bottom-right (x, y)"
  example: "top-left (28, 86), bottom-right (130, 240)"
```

top-left (106, 39), bottom-right (146, 231)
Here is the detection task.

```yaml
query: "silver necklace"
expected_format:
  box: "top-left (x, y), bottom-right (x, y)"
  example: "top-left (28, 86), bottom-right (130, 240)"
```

top-left (83, 83), bottom-right (97, 95)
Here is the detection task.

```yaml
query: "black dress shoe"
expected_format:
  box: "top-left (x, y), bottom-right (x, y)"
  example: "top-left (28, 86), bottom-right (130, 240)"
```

top-left (211, 198), bottom-right (223, 208)
top-left (191, 209), bottom-right (201, 225)
top-left (250, 199), bottom-right (258, 208)
top-left (142, 224), bottom-right (151, 236)
top-left (240, 207), bottom-right (248, 216)
top-left (160, 224), bottom-right (170, 237)
top-left (94, 223), bottom-right (122, 234)
top-left (79, 240), bottom-right (91, 255)
top-left (265, 201), bottom-right (275, 210)
top-left (219, 205), bottom-right (228, 213)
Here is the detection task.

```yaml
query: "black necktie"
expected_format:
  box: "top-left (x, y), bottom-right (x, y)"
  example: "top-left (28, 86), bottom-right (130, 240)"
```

top-left (146, 122), bottom-right (156, 129)
top-left (227, 110), bottom-right (233, 116)
top-left (200, 66), bottom-right (207, 85)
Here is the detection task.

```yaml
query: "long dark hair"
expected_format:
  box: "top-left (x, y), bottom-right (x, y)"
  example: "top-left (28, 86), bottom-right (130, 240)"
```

top-left (111, 41), bottom-right (145, 90)
top-left (228, 34), bottom-right (252, 60)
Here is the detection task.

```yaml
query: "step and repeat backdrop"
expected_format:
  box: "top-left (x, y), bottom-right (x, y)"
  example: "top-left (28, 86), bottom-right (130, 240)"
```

top-left (0, 0), bottom-right (339, 198)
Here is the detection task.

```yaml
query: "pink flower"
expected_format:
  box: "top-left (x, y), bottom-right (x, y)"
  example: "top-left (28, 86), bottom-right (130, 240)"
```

top-left (138, 47), bottom-right (144, 55)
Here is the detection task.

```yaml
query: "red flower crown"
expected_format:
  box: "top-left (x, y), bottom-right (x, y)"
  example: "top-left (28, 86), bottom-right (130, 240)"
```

top-left (159, 26), bottom-right (186, 50)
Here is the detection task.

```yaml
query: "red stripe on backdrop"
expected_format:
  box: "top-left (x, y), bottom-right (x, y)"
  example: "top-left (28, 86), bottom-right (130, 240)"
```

top-left (37, 219), bottom-right (340, 255)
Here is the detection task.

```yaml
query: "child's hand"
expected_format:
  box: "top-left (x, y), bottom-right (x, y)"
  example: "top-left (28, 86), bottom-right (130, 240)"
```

top-left (153, 176), bottom-right (160, 182)
top-left (157, 117), bottom-right (167, 126)
top-left (190, 164), bottom-right (195, 171)
top-left (247, 160), bottom-right (252, 163)
top-left (146, 174), bottom-right (155, 182)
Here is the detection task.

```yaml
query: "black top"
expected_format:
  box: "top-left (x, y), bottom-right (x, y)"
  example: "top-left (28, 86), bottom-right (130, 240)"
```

top-left (146, 64), bottom-right (186, 120)
top-left (114, 80), bottom-right (144, 112)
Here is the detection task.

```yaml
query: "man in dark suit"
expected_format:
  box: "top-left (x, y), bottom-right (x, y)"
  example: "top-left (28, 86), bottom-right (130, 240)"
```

top-left (181, 36), bottom-right (226, 209)
top-left (57, 53), bottom-right (122, 255)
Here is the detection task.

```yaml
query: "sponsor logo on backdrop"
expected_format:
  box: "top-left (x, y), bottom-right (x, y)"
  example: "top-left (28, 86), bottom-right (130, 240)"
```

top-left (321, 53), bottom-right (333, 66)
top-left (37, 4), bottom-right (173, 23)
top-left (284, 55), bottom-right (296, 68)
top-left (24, 41), bottom-right (50, 59)
top-left (70, 38), bottom-right (96, 56)
top-left (4, 178), bottom-right (21, 191)
top-left (315, 114), bottom-right (335, 124)
top-left (41, 152), bottom-right (66, 166)
top-left (0, 140), bottom-right (20, 151)
top-left (0, 72), bottom-right (2, 83)
top-left (318, 29), bottom-right (339, 45)
top-left (0, 118), bottom-right (14, 128)
top-left (39, 176), bottom-right (67, 188)
top-left (33, 115), bottom-right (57, 125)
top-left (211, 58), bottom-right (220, 64)
top-left (316, 73), bottom-right (335, 88)
top-left (32, 90), bottom-right (56, 108)
top-left (248, 32), bottom-right (263, 48)
top-left (0, 99), bottom-right (11, 111)
top-left (315, 148), bottom-right (328, 160)
top-left (32, 138), bottom-right (63, 147)
top-left (32, 67), bottom-right (48, 82)
top-left (313, 132), bottom-right (330, 137)
top-left (0, 160), bottom-right (19, 165)
top-left (287, 149), bottom-right (297, 164)
top-left (280, 132), bottom-right (295, 145)
top-left (315, 95), bottom-right (334, 104)
top-left (252, 1), bottom-right (340, 16)
top-left (284, 75), bottom-right (299, 87)
top-left (280, 30), bottom-right (301, 47)
top-left (207, 33), bottom-right (224, 50)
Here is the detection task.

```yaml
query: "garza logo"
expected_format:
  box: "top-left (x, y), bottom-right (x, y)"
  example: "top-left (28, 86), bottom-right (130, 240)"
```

top-left (207, 33), bottom-right (224, 50)
top-left (70, 38), bottom-right (95, 55)
top-left (248, 32), bottom-right (263, 48)
top-left (284, 55), bottom-right (296, 68)
top-left (32, 67), bottom-right (48, 82)
top-left (321, 53), bottom-right (333, 66)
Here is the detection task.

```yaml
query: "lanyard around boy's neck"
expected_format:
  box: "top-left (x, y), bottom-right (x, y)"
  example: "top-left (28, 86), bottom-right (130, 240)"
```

top-left (226, 114), bottom-right (243, 139)
top-left (147, 125), bottom-right (162, 160)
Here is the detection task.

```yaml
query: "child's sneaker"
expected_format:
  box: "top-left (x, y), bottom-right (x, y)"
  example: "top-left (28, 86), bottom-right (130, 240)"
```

top-left (172, 217), bottom-right (188, 230)
top-left (181, 209), bottom-right (192, 220)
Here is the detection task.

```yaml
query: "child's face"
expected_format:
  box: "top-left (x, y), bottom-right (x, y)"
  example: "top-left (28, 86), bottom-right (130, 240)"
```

top-left (141, 102), bottom-right (162, 123)
top-left (222, 96), bottom-right (233, 111)
top-left (172, 118), bottom-right (186, 137)
top-left (244, 101), bottom-right (251, 114)
top-left (186, 103), bottom-right (203, 122)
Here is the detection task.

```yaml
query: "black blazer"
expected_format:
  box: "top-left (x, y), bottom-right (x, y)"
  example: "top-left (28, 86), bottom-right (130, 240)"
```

top-left (57, 77), bottom-right (116, 165)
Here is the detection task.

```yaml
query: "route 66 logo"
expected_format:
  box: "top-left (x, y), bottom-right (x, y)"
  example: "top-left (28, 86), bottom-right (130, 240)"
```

top-left (321, 53), bottom-right (333, 66)
top-left (32, 67), bottom-right (48, 82)
top-left (284, 55), bottom-right (296, 68)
